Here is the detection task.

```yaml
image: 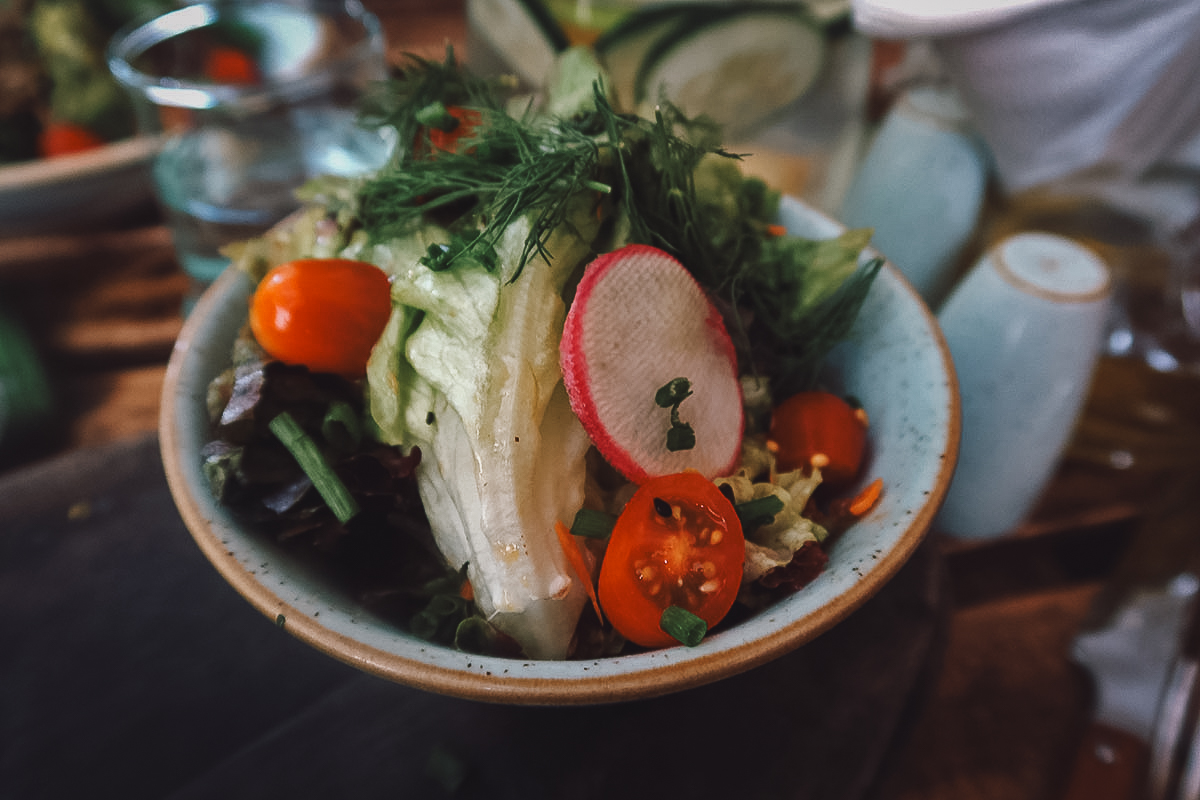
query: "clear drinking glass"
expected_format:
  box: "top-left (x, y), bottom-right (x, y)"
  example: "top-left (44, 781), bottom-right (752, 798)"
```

top-left (108, 0), bottom-right (392, 310)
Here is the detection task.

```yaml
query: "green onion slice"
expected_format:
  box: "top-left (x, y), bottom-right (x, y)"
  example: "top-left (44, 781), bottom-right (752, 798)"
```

top-left (735, 494), bottom-right (785, 531)
top-left (269, 411), bottom-right (360, 524)
top-left (660, 605), bottom-right (707, 647)
top-left (571, 508), bottom-right (616, 540)
top-left (322, 400), bottom-right (362, 452)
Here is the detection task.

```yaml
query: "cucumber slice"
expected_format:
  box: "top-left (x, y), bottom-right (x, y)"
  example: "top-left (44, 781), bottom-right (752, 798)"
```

top-left (467, 0), bottom-right (569, 88)
top-left (636, 8), bottom-right (826, 136)
top-left (594, 4), bottom-right (730, 113)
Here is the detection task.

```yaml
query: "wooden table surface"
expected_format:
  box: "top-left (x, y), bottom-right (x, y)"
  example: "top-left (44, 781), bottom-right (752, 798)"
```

top-left (3, 3), bottom-right (1199, 798)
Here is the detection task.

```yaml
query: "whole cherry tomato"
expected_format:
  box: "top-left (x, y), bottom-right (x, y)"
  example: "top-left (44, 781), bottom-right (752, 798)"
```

top-left (38, 122), bottom-right (105, 158)
top-left (249, 258), bottom-right (392, 378)
top-left (598, 471), bottom-right (744, 648)
top-left (768, 391), bottom-right (868, 489)
top-left (204, 46), bottom-right (260, 84)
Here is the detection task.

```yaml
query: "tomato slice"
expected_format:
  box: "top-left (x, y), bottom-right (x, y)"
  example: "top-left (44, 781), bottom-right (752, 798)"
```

top-left (768, 391), bottom-right (868, 489)
top-left (598, 472), bottom-right (744, 648)
top-left (249, 258), bottom-right (392, 378)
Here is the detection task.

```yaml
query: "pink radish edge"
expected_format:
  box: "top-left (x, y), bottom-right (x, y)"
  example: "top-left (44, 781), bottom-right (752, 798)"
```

top-left (560, 244), bottom-right (743, 484)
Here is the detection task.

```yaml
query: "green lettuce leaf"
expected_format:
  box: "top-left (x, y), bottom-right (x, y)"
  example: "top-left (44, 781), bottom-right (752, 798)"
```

top-left (366, 191), bottom-right (604, 659)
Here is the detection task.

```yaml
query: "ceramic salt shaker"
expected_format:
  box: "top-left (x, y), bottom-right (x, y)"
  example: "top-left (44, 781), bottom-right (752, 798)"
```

top-left (934, 232), bottom-right (1112, 540)
top-left (838, 83), bottom-right (989, 306)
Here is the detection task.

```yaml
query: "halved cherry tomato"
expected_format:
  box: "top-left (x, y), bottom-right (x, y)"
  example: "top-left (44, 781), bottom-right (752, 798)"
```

top-left (38, 122), bottom-right (105, 158)
top-left (249, 258), bottom-right (392, 378)
top-left (768, 391), bottom-right (868, 489)
top-left (204, 46), bottom-right (260, 85)
top-left (416, 105), bottom-right (482, 157)
top-left (598, 471), bottom-right (744, 648)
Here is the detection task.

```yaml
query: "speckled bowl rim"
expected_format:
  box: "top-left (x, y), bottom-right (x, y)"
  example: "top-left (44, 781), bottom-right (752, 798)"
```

top-left (160, 196), bottom-right (960, 705)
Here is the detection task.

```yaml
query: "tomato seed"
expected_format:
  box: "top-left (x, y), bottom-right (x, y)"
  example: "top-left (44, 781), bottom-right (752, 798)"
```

top-left (699, 579), bottom-right (720, 594)
top-left (810, 452), bottom-right (831, 469)
top-left (710, 529), bottom-right (723, 545)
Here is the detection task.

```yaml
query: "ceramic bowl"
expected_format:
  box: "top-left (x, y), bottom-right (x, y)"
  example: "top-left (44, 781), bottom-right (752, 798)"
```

top-left (0, 137), bottom-right (159, 236)
top-left (159, 196), bottom-right (960, 705)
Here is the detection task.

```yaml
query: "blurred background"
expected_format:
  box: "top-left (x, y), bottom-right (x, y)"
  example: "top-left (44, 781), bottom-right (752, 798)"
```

top-left (2, 1), bottom-right (1199, 797)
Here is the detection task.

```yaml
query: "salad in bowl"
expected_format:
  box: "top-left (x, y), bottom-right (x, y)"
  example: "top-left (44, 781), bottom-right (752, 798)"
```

top-left (160, 49), bottom-right (958, 703)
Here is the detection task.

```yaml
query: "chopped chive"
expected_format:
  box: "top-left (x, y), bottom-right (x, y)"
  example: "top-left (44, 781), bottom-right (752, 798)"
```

top-left (735, 494), bottom-right (785, 531)
top-left (654, 377), bottom-right (693, 407)
top-left (269, 411), bottom-right (360, 524)
top-left (655, 377), bottom-right (696, 452)
top-left (665, 423), bottom-right (696, 452)
top-left (322, 400), bottom-right (362, 452)
top-left (571, 508), bottom-right (616, 540)
top-left (660, 606), bottom-right (707, 647)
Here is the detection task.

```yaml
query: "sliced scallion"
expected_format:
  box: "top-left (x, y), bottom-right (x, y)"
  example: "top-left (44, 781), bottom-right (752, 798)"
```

top-left (571, 508), bottom-right (617, 540)
top-left (655, 377), bottom-right (696, 452)
top-left (735, 494), bottom-right (785, 531)
top-left (322, 400), bottom-right (363, 452)
top-left (269, 411), bottom-right (359, 524)
top-left (660, 605), bottom-right (707, 647)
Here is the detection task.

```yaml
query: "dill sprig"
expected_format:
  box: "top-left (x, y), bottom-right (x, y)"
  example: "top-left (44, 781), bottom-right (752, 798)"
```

top-left (355, 52), bottom-right (881, 394)
top-left (595, 91), bottom-right (748, 290)
top-left (359, 110), bottom-right (609, 278)
top-left (357, 46), bottom-right (510, 170)
top-left (594, 86), bottom-right (879, 392)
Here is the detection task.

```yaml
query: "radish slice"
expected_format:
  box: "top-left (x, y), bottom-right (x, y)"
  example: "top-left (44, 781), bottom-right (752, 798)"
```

top-left (561, 244), bottom-right (743, 483)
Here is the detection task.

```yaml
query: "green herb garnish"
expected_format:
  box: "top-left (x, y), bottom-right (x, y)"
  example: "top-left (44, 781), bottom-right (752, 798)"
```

top-left (660, 605), bottom-right (707, 647)
top-left (735, 494), bottom-right (785, 531)
top-left (268, 411), bottom-right (359, 524)
top-left (571, 508), bottom-right (617, 540)
top-left (655, 377), bottom-right (696, 451)
top-left (322, 400), bottom-right (362, 453)
top-left (356, 51), bottom-right (880, 395)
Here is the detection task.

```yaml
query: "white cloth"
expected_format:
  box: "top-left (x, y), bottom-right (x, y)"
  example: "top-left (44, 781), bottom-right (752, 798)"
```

top-left (851, 0), bottom-right (1200, 230)
top-left (851, 0), bottom-right (1081, 38)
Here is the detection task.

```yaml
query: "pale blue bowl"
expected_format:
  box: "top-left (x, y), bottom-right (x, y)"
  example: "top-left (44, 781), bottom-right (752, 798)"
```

top-left (160, 196), bottom-right (960, 704)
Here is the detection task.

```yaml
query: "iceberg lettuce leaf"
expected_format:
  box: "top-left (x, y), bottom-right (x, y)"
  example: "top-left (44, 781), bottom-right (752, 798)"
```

top-left (366, 193), bottom-right (603, 659)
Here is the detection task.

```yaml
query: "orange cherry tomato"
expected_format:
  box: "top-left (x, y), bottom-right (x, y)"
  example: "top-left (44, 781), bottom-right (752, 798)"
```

top-left (769, 391), bottom-right (868, 489)
top-left (249, 258), bottom-right (392, 378)
top-left (598, 471), bottom-right (744, 648)
top-left (417, 106), bottom-right (482, 157)
top-left (204, 46), bottom-right (260, 84)
top-left (38, 122), bottom-right (105, 158)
